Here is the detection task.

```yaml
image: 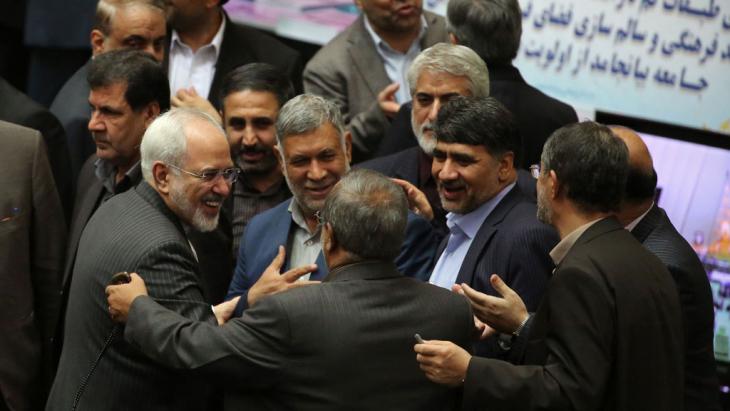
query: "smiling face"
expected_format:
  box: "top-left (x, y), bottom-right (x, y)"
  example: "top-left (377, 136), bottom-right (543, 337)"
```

top-left (411, 70), bottom-right (473, 154)
top-left (356, 0), bottom-right (423, 33)
top-left (432, 141), bottom-right (509, 215)
top-left (91, 4), bottom-right (167, 62)
top-left (278, 122), bottom-right (351, 216)
top-left (223, 89), bottom-right (280, 174)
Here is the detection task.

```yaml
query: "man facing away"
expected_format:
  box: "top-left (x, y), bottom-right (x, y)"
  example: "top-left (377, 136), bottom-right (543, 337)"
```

top-left (415, 122), bottom-right (684, 411)
top-left (106, 169), bottom-right (475, 411)
top-left (47, 108), bottom-right (235, 410)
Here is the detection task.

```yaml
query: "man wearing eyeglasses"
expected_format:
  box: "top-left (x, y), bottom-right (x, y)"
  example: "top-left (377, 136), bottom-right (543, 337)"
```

top-left (47, 108), bottom-right (242, 410)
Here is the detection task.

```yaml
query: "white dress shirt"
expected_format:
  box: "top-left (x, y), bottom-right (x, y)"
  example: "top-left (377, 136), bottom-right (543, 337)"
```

top-left (168, 15), bottom-right (226, 99)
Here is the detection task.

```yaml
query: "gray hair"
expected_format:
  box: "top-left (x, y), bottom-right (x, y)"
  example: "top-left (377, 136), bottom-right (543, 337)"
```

top-left (95, 0), bottom-right (166, 35)
top-left (446, 0), bottom-right (522, 66)
top-left (275, 94), bottom-right (346, 155)
top-left (320, 169), bottom-right (408, 262)
top-left (407, 43), bottom-right (490, 97)
top-left (141, 108), bottom-right (224, 182)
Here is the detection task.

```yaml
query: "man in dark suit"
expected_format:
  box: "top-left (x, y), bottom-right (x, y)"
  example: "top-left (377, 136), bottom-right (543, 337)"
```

top-left (304, 0), bottom-right (448, 162)
top-left (226, 94), bottom-right (437, 317)
top-left (426, 96), bottom-right (556, 359)
top-left (50, 0), bottom-right (167, 184)
top-left (0, 121), bottom-right (66, 411)
top-left (378, 0), bottom-right (578, 168)
top-left (54, 49), bottom-right (169, 361)
top-left (46, 108), bottom-right (236, 410)
top-left (106, 168), bottom-right (475, 410)
top-left (416, 122), bottom-right (684, 411)
top-left (165, 0), bottom-right (302, 120)
top-left (0, 76), bottom-right (73, 220)
top-left (612, 126), bottom-right (720, 411)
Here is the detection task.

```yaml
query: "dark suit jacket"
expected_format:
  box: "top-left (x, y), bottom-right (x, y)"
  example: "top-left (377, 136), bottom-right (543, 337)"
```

top-left (226, 198), bottom-right (438, 316)
top-left (0, 121), bottom-right (66, 411)
top-left (49, 61), bottom-right (94, 187)
top-left (126, 260), bottom-right (473, 410)
top-left (304, 12), bottom-right (448, 162)
top-left (632, 204), bottom-right (720, 411)
top-left (46, 182), bottom-right (215, 411)
top-left (0, 76), bottom-right (73, 220)
top-left (376, 65), bottom-right (578, 168)
top-left (464, 218), bottom-right (684, 411)
top-left (164, 13), bottom-right (303, 109)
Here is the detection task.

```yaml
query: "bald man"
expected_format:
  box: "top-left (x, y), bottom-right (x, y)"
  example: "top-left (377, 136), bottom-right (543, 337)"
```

top-left (612, 126), bottom-right (720, 411)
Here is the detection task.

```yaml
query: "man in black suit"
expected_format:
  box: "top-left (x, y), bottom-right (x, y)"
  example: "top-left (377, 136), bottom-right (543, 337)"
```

top-left (50, 0), bottom-right (168, 184)
top-left (612, 126), bottom-right (720, 411)
top-left (165, 0), bottom-right (302, 120)
top-left (106, 169), bottom-right (475, 410)
top-left (54, 49), bottom-right (169, 361)
top-left (377, 0), bottom-right (578, 168)
top-left (416, 122), bottom-right (684, 411)
top-left (47, 108), bottom-right (236, 410)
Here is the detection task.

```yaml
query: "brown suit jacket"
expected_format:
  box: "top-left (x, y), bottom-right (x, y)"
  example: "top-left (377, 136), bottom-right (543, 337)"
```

top-left (0, 121), bottom-right (66, 410)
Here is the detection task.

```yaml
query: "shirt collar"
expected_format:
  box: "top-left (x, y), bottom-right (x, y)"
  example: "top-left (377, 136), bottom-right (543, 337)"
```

top-left (363, 13), bottom-right (428, 54)
top-left (170, 11), bottom-right (226, 58)
top-left (549, 218), bottom-right (603, 266)
top-left (288, 199), bottom-right (320, 238)
top-left (94, 157), bottom-right (140, 192)
top-left (625, 202), bottom-right (654, 232)
top-left (446, 182), bottom-right (516, 239)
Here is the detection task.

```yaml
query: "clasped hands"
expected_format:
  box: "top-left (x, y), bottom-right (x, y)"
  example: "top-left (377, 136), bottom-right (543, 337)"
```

top-left (105, 245), bottom-right (319, 325)
top-left (414, 274), bottom-right (529, 386)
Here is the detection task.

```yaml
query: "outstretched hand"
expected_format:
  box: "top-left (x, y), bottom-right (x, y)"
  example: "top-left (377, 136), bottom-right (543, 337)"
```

top-left (247, 246), bottom-right (319, 307)
top-left (455, 274), bottom-right (529, 334)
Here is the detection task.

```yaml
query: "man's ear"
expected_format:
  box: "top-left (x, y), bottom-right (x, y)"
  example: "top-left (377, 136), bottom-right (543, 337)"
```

top-left (152, 161), bottom-right (172, 194)
top-left (497, 152), bottom-right (515, 182)
top-left (142, 102), bottom-right (161, 128)
top-left (273, 144), bottom-right (284, 169)
top-left (448, 32), bottom-right (458, 45)
top-left (548, 169), bottom-right (560, 199)
top-left (90, 29), bottom-right (106, 57)
top-left (322, 222), bottom-right (336, 254)
top-left (344, 131), bottom-right (353, 164)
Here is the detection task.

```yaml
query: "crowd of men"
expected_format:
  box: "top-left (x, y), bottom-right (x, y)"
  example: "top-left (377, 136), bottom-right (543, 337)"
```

top-left (0, 0), bottom-right (720, 410)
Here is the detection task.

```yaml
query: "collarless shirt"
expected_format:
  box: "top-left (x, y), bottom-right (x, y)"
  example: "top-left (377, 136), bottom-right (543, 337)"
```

top-left (549, 218), bottom-right (604, 267)
top-left (429, 182), bottom-right (516, 289)
top-left (231, 177), bottom-right (291, 257)
top-left (288, 200), bottom-right (322, 281)
top-left (168, 14), bottom-right (226, 99)
top-left (363, 15), bottom-right (427, 104)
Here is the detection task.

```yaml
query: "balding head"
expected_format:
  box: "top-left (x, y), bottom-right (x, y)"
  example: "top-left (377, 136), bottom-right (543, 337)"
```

top-left (610, 126), bottom-right (658, 207)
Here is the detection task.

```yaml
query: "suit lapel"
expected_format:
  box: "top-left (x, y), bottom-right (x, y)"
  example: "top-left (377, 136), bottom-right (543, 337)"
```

top-left (348, 16), bottom-right (391, 99)
top-left (207, 13), bottom-right (255, 106)
top-left (454, 186), bottom-right (524, 285)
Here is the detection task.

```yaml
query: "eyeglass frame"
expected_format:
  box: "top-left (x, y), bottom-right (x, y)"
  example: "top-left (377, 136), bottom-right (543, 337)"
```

top-left (166, 163), bottom-right (240, 184)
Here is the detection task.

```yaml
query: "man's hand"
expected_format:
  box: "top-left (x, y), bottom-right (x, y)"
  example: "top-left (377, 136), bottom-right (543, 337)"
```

top-left (456, 274), bottom-right (529, 334)
top-left (171, 87), bottom-right (222, 124)
top-left (414, 340), bottom-right (471, 386)
top-left (377, 82), bottom-right (401, 118)
top-left (391, 178), bottom-right (434, 221)
top-left (247, 246), bottom-right (319, 307)
top-left (106, 273), bottom-right (148, 323)
top-left (213, 296), bottom-right (240, 325)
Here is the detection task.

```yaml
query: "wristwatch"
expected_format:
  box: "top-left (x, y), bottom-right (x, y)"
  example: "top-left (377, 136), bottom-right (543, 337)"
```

top-left (497, 315), bottom-right (530, 351)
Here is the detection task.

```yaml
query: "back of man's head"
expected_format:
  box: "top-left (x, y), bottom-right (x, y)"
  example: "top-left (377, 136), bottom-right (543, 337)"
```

top-left (541, 122), bottom-right (629, 214)
top-left (219, 63), bottom-right (295, 110)
top-left (407, 43), bottom-right (490, 98)
top-left (610, 126), bottom-right (658, 204)
top-left (434, 96), bottom-right (520, 164)
top-left (321, 169), bottom-right (408, 262)
top-left (275, 94), bottom-right (346, 149)
top-left (88, 49), bottom-right (171, 112)
top-left (94, 0), bottom-right (166, 34)
top-left (447, 0), bottom-right (522, 66)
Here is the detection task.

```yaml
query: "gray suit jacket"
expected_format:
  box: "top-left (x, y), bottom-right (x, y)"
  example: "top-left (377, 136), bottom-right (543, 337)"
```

top-left (125, 260), bottom-right (473, 410)
top-left (303, 12), bottom-right (447, 162)
top-left (46, 182), bottom-right (215, 411)
top-left (0, 121), bottom-right (66, 411)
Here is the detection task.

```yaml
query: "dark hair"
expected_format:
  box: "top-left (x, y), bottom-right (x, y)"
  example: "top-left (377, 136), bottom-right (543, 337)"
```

top-left (625, 166), bottom-right (658, 202)
top-left (434, 96), bottom-right (521, 164)
top-left (447, 0), bottom-right (522, 66)
top-left (218, 63), bottom-right (295, 109)
top-left (321, 169), bottom-right (408, 262)
top-left (541, 122), bottom-right (629, 214)
top-left (88, 49), bottom-right (170, 112)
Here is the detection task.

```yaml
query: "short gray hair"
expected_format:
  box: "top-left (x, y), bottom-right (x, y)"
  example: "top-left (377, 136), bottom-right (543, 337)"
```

top-left (446, 0), bottom-right (522, 66)
top-left (320, 169), bottom-right (407, 261)
top-left (95, 0), bottom-right (166, 35)
top-left (275, 94), bottom-right (346, 152)
top-left (140, 108), bottom-right (224, 182)
top-left (407, 43), bottom-right (490, 97)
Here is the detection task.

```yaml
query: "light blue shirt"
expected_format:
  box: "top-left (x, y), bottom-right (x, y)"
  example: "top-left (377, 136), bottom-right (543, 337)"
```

top-left (429, 183), bottom-right (516, 289)
top-left (363, 15), bottom-right (427, 104)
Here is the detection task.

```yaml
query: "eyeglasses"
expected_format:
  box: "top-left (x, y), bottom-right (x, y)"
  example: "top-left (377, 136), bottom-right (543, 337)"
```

top-left (167, 164), bottom-right (240, 184)
top-left (529, 164), bottom-right (541, 179)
